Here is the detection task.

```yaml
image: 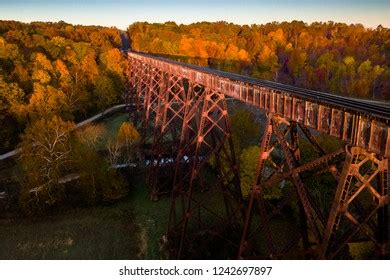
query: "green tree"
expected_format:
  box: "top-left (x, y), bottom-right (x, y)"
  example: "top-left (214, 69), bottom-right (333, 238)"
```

top-left (93, 75), bottom-right (118, 110)
top-left (230, 109), bottom-right (260, 156)
top-left (239, 145), bottom-right (282, 200)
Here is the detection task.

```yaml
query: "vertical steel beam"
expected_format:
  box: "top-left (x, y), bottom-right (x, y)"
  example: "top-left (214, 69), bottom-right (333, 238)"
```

top-left (148, 74), bottom-right (187, 200)
top-left (377, 161), bottom-right (389, 258)
top-left (239, 114), bottom-right (275, 258)
top-left (167, 86), bottom-right (242, 259)
top-left (319, 147), bottom-right (389, 259)
top-left (239, 116), bottom-right (338, 259)
top-left (290, 122), bottom-right (310, 252)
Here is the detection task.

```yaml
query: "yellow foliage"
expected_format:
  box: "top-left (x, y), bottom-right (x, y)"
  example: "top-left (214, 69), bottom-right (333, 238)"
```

top-left (81, 52), bottom-right (99, 79)
top-left (117, 122), bottom-right (140, 145)
top-left (268, 28), bottom-right (286, 44)
top-left (343, 56), bottom-right (355, 66)
top-left (55, 59), bottom-right (69, 77)
top-left (179, 36), bottom-right (195, 57)
top-left (258, 44), bottom-right (272, 62)
top-left (51, 36), bottom-right (67, 47)
top-left (101, 48), bottom-right (124, 76)
top-left (0, 37), bottom-right (20, 60)
top-left (76, 124), bottom-right (106, 149)
top-left (34, 52), bottom-right (53, 71)
top-left (0, 76), bottom-right (26, 120)
top-left (193, 39), bottom-right (208, 58)
top-left (27, 83), bottom-right (66, 119)
top-left (225, 43), bottom-right (239, 60)
top-left (238, 49), bottom-right (250, 61)
top-left (32, 69), bottom-right (51, 84)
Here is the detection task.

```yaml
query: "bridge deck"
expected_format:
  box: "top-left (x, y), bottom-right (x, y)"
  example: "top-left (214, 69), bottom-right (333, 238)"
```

top-left (128, 51), bottom-right (390, 157)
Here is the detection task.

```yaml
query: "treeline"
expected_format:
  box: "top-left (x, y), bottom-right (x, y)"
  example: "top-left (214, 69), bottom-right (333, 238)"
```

top-left (0, 20), bottom-right (126, 153)
top-left (128, 21), bottom-right (390, 100)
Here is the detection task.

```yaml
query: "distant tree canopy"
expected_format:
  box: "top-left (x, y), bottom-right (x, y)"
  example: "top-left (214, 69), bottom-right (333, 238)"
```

top-left (128, 21), bottom-right (390, 101)
top-left (0, 20), bottom-right (126, 152)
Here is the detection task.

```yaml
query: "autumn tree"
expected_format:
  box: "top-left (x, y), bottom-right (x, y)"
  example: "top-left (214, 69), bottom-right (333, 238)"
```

top-left (92, 75), bottom-right (118, 110)
top-left (128, 21), bottom-right (390, 100)
top-left (116, 122), bottom-right (140, 164)
top-left (73, 124), bottom-right (127, 204)
top-left (18, 116), bottom-right (75, 212)
top-left (26, 83), bottom-right (67, 120)
top-left (75, 123), bottom-right (106, 149)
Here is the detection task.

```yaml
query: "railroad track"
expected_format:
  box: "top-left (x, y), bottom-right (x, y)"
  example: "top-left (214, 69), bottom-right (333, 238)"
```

top-left (136, 52), bottom-right (390, 121)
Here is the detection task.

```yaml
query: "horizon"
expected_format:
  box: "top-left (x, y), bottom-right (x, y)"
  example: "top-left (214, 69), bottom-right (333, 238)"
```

top-left (0, 0), bottom-right (389, 29)
top-left (0, 18), bottom-right (388, 31)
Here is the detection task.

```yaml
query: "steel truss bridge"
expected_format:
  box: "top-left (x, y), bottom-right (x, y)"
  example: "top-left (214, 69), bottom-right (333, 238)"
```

top-left (125, 51), bottom-right (389, 259)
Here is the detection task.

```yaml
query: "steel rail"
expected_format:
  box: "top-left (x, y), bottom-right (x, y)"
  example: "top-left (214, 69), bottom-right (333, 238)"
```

top-left (131, 51), bottom-right (390, 121)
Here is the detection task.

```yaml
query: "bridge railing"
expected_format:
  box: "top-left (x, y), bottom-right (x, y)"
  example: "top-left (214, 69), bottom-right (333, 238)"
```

top-left (127, 51), bottom-right (389, 158)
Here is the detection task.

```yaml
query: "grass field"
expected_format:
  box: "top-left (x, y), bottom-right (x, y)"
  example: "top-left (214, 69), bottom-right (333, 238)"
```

top-left (101, 112), bottom-right (129, 139)
top-left (0, 180), bottom-right (171, 259)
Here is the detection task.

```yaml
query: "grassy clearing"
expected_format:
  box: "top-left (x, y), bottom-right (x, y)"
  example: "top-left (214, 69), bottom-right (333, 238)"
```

top-left (0, 178), bottom-right (171, 259)
top-left (101, 113), bottom-right (129, 139)
top-left (0, 201), bottom-right (140, 259)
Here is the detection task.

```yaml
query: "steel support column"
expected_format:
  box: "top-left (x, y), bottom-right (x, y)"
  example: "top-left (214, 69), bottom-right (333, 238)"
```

top-left (167, 84), bottom-right (243, 259)
top-left (148, 74), bottom-right (187, 200)
top-left (239, 115), bottom-right (343, 259)
top-left (320, 147), bottom-right (389, 259)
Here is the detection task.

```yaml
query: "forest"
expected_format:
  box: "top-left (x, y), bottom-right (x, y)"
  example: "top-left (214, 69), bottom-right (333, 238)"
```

top-left (0, 20), bottom-right (387, 259)
top-left (0, 20), bottom-right (139, 213)
top-left (128, 21), bottom-right (390, 101)
top-left (0, 20), bottom-right (126, 152)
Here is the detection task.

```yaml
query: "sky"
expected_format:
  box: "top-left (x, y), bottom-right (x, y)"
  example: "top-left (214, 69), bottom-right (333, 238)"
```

top-left (0, 0), bottom-right (389, 29)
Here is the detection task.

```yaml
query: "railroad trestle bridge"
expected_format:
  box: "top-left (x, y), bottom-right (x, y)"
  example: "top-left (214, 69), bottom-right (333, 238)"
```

top-left (125, 51), bottom-right (389, 259)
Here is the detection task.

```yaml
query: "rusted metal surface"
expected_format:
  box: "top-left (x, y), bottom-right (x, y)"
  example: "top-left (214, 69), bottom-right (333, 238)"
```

top-left (127, 51), bottom-right (390, 158)
top-left (320, 147), bottom-right (389, 259)
top-left (238, 115), bottom-right (389, 259)
top-left (126, 51), bottom-right (389, 259)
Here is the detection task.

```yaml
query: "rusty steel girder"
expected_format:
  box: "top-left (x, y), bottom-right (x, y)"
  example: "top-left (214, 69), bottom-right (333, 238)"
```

top-left (238, 114), bottom-right (389, 259)
top-left (126, 57), bottom-right (182, 198)
top-left (126, 51), bottom-right (389, 259)
top-left (148, 74), bottom-right (187, 200)
top-left (167, 83), bottom-right (243, 259)
top-left (320, 147), bottom-right (389, 259)
top-left (239, 115), bottom-right (331, 259)
top-left (127, 52), bottom-right (389, 158)
top-left (127, 55), bottom-right (244, 250)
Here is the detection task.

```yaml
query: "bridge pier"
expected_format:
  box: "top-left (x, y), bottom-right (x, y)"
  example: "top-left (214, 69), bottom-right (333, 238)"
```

top-left (238, 113), bottom-right (389, 259)
top-left (127, 58), bottom-right (184, 199)
top-left (148, 74), bottom-right (186, 200)
top-left (167, 83), bottom-right (243, 259)
top-left (320, 147), bottom-right (389, 259)
top-left (239, 114), bottom-right (332, 259)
